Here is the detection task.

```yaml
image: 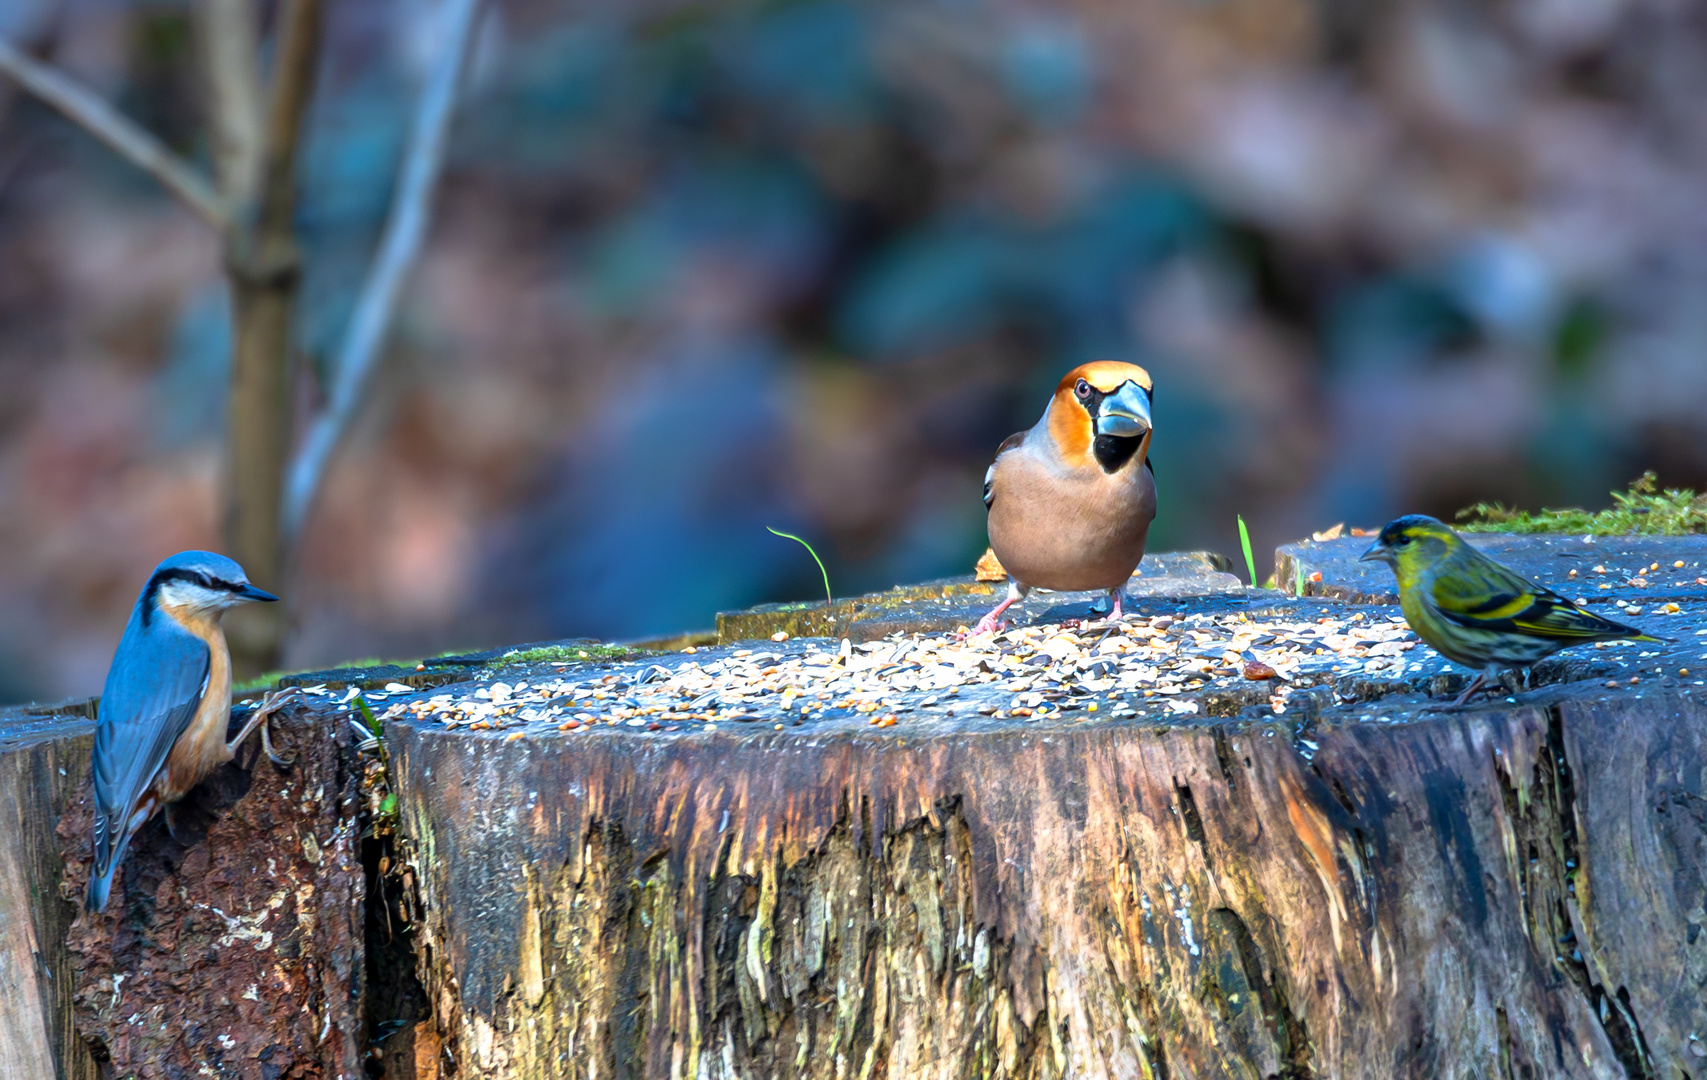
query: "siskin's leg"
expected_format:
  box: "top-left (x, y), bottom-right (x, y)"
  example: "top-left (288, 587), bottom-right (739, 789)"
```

top-left (1447, 672), bottom-right (1488, 708)
top-left (1447, 664), bottom-right (1508, 708)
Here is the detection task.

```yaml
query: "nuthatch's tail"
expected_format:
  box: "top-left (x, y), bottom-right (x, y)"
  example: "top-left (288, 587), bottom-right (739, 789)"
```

top-left (87, 864), bottom-right (116, 913)
top-left (86, 812), bottom-right (123, 913)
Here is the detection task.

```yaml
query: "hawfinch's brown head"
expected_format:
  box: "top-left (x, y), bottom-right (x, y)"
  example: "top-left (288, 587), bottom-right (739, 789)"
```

top-left (1048, 361), bottom-right (1153, 473)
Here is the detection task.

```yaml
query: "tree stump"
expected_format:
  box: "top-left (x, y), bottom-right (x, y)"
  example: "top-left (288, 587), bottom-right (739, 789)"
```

top-left (6, 541), bottom-right (1706, 1079)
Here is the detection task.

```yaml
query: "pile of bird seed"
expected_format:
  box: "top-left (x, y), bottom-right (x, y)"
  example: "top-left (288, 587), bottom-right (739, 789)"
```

top-left (279, 608), bottom-right (1702, 738)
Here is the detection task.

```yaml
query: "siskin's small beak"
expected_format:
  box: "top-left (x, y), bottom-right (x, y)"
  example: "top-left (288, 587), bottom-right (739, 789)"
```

top-left (1358, 540), bottom-right (1390, 564)
top-left (235, 583), bottom-right (279, 603)
top-left (1096, 381), bottom-right (1152, 439)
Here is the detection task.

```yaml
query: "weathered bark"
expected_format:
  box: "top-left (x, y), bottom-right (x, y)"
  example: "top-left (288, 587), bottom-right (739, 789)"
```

top-left (386, 682), bottom-right (1707, 1079)
top-left (50, 698), bottom-right (367, 1080)
top-left (0, 705), bottom-right (98, 1080)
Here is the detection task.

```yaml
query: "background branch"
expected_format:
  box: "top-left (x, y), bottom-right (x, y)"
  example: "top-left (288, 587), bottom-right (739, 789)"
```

top-left (282, 0), bottom-right (483, 543)
top-left (253, 0), bottom-right (320, 244)
top-left (0, 37), bottom-right (227, 229)
top-left (194, 0), bottom-right (264, 209)
top-left (218, 0), bottom-right (324, 673)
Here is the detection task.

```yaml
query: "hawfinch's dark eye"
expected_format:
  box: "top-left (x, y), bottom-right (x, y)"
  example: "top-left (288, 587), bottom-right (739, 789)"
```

top-left (1075, 379), bottom-right (1091, 399)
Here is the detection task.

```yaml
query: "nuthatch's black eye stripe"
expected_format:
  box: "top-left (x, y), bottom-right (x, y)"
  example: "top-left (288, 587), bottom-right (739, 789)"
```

top-left (139, 568), bottom-right (231, 624)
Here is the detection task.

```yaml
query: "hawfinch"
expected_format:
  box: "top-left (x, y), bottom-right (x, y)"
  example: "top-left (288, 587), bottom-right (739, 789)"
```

top-left (975, 361), bottom-right (1156, 634)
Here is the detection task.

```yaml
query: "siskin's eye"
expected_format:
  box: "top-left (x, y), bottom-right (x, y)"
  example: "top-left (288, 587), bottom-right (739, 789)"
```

top-left (1396, 535), bottom-right (1411, 547)
top-left (1075, 378), bottom-right (1091, 399)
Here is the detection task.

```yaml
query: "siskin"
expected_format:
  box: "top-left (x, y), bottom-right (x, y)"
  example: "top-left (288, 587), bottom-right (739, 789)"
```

top-left (1360, 515), bottom-right (1664, 707)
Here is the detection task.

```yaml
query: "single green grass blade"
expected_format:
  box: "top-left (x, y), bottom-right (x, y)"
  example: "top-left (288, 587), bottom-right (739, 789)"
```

top-left (354, 694), bottom-right (380, 736)
top-left (1237, 515), bottom-right (1258, 587)
top-left (767, 527), bottom-right (833, 605)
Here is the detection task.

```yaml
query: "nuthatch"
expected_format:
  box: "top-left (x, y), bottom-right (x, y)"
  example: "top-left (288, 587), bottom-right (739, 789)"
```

top-left (86, 551), bottom-right (290, 912)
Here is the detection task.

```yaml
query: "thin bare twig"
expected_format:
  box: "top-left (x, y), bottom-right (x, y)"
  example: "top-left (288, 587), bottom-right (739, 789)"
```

top-left (282, 0), bottom-right (482, 542)
top-left (0, 36), bottom-right (228, 229)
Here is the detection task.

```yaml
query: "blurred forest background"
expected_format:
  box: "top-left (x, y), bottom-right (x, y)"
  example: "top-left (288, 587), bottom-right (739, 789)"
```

top-left (3, 0), bottom-right (1706, 703)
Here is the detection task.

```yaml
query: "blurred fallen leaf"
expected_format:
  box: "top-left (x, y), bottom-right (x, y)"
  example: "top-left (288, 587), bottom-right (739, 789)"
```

top-left (1312, 523), bottom-right (1345, 541)
top-left (975, 547), bottom-right (1007, 582)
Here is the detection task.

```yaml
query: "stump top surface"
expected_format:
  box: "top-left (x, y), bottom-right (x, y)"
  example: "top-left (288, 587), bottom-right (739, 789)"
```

top-left (0, 698), bottom-right (93, 752)
top-left (6, 539), bottom-right (1705, 752)
top-left (359, 596), bottom-right (1707, 754)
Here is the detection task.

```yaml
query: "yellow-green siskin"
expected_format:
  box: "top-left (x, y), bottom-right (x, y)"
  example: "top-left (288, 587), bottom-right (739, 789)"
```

top-left (1359, 515), bottom-right (1664, 707)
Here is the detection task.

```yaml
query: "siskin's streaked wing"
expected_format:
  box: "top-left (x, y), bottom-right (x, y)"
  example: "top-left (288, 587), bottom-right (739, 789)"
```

top-left (1430, 547), bottom-right (1648, 642)
top-left (1504, 596), bottom-right (1650, 640)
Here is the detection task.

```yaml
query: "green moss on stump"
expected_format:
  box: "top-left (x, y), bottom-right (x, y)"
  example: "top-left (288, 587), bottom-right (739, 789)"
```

top-left (1457, 472), bottom-right (1707, 536)
top-left (495, 643), bottom-right (646, 665)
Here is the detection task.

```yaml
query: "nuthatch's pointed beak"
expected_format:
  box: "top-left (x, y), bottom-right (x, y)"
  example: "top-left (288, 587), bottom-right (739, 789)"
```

top-left (1095, 381), bottom-right (1152, 439)
top-left (1358, 539), bottom-right (1390, 564)
top-left (236, 583), bottom-right (279, 603)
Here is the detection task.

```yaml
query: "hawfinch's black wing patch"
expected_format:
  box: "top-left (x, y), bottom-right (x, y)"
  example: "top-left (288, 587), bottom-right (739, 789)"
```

top-left (984, 432), bottom-right (1027, 511)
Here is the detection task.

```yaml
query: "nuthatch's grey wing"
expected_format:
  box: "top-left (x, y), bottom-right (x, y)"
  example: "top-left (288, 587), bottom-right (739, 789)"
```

top-left (88, 605), bottom-right (210, 910)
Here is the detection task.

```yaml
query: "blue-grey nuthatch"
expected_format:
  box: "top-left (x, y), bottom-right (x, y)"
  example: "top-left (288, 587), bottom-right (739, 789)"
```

top-left (86, 551), bottom-right (286, 913)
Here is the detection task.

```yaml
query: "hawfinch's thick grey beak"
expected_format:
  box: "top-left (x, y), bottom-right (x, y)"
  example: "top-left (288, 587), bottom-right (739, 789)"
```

top-left (1096, 381), bottom-right (1152, 438)
top-left (235, 583), bottom-right (279, 603)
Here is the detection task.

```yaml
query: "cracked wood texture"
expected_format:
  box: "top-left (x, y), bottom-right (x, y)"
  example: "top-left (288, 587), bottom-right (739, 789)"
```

top-left (389, 683), bottom-right (1707, 1080)
top-left (51, 700), bottom-right (368, 1080)
top-left (0, 708), bottom-right (97, 1080)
